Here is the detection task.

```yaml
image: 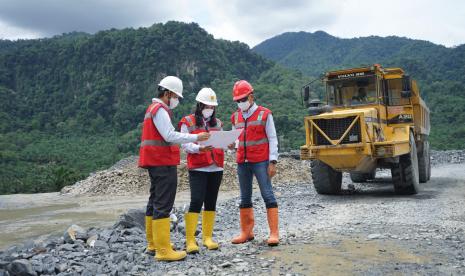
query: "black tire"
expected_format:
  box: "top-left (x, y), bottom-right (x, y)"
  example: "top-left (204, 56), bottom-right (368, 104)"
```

top-left (427, 141), bottom-right (431, 181)
top-left (311, 160), bottom-right (342, 195)
top-left (392, 132), bottom-right (420, 195)
top-left (418, 139), bottom-right (430, 183)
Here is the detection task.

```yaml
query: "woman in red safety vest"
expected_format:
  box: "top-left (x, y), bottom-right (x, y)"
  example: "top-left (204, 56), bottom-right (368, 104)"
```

top-left (229, 80), bottom-right (280, 246)
top-left (178, 88), bottom-right (225, 254)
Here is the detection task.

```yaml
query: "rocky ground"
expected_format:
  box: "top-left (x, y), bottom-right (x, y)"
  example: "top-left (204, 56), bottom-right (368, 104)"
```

top-left (1, 150), bottom-right (465, 275)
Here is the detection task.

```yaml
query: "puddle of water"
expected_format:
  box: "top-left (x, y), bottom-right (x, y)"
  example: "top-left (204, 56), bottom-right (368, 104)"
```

top-left (0, 210), bottom-right (119, 250)
top-left (263, 234), bottom-right (432, 276)
top-left (0, 203), bottom-right (79, 221)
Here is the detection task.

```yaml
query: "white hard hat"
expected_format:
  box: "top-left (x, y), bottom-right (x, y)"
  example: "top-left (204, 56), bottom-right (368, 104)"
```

top-left (195, 88), bottom-right (218, 106)
top-left (158, 76), bottom-right (183, 98)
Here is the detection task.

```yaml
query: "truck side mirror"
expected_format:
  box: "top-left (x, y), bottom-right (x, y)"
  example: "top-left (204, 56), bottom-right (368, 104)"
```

top-left (303, 86), bottom-right (310, 102)
top-left (401, 75), bottom-right (411, 98)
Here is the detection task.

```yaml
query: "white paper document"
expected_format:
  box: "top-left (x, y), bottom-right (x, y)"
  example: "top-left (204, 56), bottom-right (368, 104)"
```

top-left (198, 129), bottom-right (243, 149)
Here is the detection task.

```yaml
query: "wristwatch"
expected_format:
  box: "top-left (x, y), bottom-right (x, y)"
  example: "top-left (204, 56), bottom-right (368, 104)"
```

top-left (270, 160), bottom-right (277, 164)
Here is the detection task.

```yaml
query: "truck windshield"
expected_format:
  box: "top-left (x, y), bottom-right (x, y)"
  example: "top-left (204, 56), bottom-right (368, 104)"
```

top-left (327, 76), bottom-right (377, 107)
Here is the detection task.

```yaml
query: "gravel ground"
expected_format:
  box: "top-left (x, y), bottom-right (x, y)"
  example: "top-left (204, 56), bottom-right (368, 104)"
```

top-left (1, 150), bottom-right (465, 275)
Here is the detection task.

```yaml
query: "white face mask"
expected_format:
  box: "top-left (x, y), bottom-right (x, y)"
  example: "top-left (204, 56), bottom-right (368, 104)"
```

top-left (169, 97), bottom-right (179, 109)
top-left (202, 108), bottom-right (214, 118)
top-left (237, 101), bottom-right (251, 111)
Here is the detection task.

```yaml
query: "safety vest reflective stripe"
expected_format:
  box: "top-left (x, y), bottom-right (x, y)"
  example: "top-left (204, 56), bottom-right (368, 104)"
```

top-left (186, 118), bottom-right (222, 132)
top-left (238, 138), bottom-right (269, 147)
top-left (209, 127), bottom-right (221, 131)
top-left (257, 110), bottom-right (265, 121)
top-left (233, 111), bottom-right (266, 128)
top-left (185, 116), bottom-right (194, 126)
top-left (235, 122), bottom-right (245, 128)
top-left (248, 120), bottom-right (266, 126)
top-left (144, 102), bottom-right (168, 120)
top-left (141, 140), bottom-right (172, 147)
top-left (234, 119), bottom-right (266, 128)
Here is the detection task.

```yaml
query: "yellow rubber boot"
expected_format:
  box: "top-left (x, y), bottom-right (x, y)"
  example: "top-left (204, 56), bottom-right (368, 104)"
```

top-left (184, 212), bottom-right (200, 254)
top-left (152, 218), bottom-right (186, 261)
top-left (145, 216), bottom-right (156, 255)
top-left (202, 211), bottom-right (219, 250)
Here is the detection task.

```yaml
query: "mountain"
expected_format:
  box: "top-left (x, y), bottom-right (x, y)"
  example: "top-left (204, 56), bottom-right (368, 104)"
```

top-left (253, 31), bottom-right (465, 150)
top-left (0, 21), bottom-right (306, 194)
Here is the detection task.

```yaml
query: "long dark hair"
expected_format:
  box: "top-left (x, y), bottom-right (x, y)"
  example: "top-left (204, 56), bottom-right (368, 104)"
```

top-left (194, 102), bottom-right (217, 128)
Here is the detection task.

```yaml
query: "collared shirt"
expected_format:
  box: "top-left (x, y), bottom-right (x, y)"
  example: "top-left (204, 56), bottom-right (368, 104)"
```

top-left (180, 116), bottom-right (224, 172)
top-left (232, 103), bottom-right (279, 161)
top-left (152, 98), bottom-right (197, 144)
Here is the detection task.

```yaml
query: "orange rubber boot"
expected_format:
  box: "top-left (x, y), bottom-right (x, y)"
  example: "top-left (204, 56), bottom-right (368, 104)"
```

top-left (231, 208), bottom-right (255, 244)
top-left (266, 207), bottom-right (279, 246)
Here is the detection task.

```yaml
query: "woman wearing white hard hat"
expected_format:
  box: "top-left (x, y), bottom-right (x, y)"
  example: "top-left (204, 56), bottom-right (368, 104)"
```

top-left (139, 76), bottom-right (210, 262)
top-left (178, 87), bottom-right (224, 254)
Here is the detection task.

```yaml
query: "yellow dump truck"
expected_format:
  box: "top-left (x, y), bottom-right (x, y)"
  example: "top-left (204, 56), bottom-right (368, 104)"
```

top-left (300, 64), bottom-right (430, 195)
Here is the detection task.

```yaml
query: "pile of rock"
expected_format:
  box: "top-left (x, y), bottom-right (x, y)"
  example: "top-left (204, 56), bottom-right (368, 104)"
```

top-left (61, 154), bottom-right (311, 196)
top-left (431, 150), bottom-right (465, 167)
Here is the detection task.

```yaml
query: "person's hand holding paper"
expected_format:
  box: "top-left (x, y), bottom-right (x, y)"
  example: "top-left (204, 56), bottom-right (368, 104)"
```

top-left (198, 129), bottom-right (243, 149)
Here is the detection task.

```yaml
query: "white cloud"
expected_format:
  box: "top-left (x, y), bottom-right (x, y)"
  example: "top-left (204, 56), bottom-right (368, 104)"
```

top-left (0, 20), bottom-right (41, 40)
top-left (325, 0), bottom-right (465, 47)
top-left (0, 0), bottom-right (464, 47)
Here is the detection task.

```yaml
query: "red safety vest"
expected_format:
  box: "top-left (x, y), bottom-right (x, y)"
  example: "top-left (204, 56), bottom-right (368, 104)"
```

top-left (231, 105), bottom-right (270, 164)
top-left (138, 102), bottom-right (180, 168)
top-left (178, 114), bottom-right (225, 170)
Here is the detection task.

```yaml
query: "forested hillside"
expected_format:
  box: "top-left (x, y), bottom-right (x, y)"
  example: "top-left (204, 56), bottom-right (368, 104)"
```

top-left (0, 22), bottom-right (306, 194)
top-left (253, 31), bottom-right (465, 150)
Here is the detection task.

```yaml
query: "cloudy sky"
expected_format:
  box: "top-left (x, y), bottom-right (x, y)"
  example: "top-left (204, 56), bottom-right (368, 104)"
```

top-left (0, 0), bottom-right (464, 47)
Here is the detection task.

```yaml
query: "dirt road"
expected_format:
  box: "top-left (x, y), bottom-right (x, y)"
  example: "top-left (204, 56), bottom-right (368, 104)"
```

top-left (1, 163), bottom-right (465, 275)
top-left (257, 163), bottom-right (465, 275)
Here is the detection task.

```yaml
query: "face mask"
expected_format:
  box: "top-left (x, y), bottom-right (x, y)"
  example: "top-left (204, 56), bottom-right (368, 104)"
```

top-left (237, 101), bottom-right (250, 111)
top-left (169, 97), bottom-right (179, 109)
top-left (202, 108), bottom-right (214, 118)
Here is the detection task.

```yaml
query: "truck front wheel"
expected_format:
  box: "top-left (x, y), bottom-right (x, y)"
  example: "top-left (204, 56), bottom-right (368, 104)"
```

top-left (311, 160), bottom-right (342, 194)
top-left (418, 140), bottom-right (431, 183)
top-left (392, 132), bottom-right (420, 195)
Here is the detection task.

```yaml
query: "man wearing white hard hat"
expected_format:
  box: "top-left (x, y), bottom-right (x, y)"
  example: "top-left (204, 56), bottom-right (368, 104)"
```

top-left (178, 88), bottom-right (224, 254)
top-left (138, 76), bottom-right (210, 262)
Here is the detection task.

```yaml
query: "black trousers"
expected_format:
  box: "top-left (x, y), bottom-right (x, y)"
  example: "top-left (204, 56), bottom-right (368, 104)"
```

top-left (188, 170), bottom-right (223, 213)
top-left (146, 166), bottom-right (177, 219)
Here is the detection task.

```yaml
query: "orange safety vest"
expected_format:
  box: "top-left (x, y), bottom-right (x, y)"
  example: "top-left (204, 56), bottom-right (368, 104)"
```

top-left (231, 106), bottom-right (270, 164)
top-left (178, 114), bottom-right (225, 170)
top-left (138, 102), bottom-right (180, 168)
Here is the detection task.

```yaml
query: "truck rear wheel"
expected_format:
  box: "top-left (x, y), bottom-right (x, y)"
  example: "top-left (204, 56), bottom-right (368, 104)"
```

top-left (392, 132), bottom-right (420, 195)
top-left (418, 140), bottom-right (431, 183)
top-left (350, 170), bottom-right (376, 183)
top-left (311, 160), bottom-right (342, 194)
